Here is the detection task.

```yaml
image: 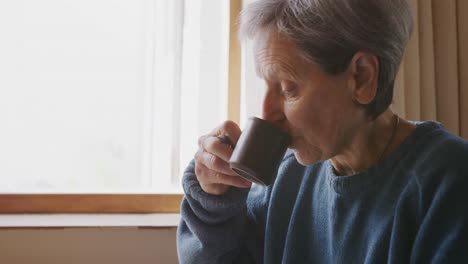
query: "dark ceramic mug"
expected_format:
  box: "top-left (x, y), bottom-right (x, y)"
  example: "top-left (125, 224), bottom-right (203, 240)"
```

top-left (229, 117), bottom-right (291, 186)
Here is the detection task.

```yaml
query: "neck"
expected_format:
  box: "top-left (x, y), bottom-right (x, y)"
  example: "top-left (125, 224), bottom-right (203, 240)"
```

top-left (331, 110), bottom-right (407, 176)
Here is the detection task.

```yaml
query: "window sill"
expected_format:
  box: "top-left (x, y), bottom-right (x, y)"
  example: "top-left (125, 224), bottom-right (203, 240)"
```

top-left (0, 194), bottom-right (183, 213)
top-left (0, 213), bottom-right (181, 228)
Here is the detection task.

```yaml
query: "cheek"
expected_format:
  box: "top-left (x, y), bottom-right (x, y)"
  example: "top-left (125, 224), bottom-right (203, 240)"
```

top-left (284, 101), bottom-right (314, 130)
top-left (284, 86), bottom-right (351, 148)
top-left (284, 93), bottom-right (328, 132)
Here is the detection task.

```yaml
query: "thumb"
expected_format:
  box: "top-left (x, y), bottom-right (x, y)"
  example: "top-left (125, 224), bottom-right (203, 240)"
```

top-left (212, 120), bottom-right (242, 147)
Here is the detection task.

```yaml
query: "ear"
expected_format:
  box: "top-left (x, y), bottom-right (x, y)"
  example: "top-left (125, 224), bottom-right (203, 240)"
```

top-left (347, 52), bottom-right (379, 105)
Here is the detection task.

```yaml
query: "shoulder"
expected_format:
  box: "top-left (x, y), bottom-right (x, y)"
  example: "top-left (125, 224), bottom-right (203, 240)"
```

top-left (400, 122), bottom-right (468, 210)
top-left (422, 123), bottom-right (468, 160)
top-left (399, 121), bottom-right (468, 177)
top-left (383, 123), bottom-right (468, 261)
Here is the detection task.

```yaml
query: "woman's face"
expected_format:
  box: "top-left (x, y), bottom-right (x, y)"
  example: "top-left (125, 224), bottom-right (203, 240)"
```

top-left (254, 32), bottom-right (364, 165)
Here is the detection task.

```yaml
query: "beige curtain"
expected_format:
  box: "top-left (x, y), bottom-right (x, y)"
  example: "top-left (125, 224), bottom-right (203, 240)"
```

top-left (393, 0), bottom-right (468, 139)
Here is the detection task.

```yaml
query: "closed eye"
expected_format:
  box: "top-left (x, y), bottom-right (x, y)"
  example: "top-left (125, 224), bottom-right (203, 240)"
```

top-left (281, 80), bottom-right (298, 98)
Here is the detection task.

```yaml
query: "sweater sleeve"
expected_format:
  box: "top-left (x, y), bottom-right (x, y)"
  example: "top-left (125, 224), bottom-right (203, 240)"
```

top-left (409, 140), bottom-right (468, 263)
top-left (176, 160), bottom-right (263, 264)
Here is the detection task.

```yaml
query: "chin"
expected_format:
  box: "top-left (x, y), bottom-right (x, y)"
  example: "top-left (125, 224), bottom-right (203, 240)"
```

top-left (292, 149), bottom-right (320, 166)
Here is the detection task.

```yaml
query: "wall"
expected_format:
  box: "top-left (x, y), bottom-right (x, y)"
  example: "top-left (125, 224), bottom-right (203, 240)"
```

top-left (0, 227), bottom-right (178, 264)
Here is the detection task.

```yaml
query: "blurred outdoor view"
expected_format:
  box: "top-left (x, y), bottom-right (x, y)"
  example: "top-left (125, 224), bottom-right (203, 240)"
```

top-left (0, 0), bottom-right (229, 193)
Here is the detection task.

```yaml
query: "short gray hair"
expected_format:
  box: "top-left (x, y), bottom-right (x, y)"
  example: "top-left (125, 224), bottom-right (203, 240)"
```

top-left (240, 0), bottom-right (413, 119)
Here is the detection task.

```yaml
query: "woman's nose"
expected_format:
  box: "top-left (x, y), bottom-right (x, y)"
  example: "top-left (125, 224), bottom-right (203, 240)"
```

top-left (262, 90), bottom-right (285, 126)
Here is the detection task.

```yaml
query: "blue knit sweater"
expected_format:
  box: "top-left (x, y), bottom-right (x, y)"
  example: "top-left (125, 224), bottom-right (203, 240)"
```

top-left (177, 121), bottom-right (468, 263)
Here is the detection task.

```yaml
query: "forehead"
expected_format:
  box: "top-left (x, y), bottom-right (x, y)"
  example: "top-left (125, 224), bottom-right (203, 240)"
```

top-left (253, 32), bottom-right (307, 81)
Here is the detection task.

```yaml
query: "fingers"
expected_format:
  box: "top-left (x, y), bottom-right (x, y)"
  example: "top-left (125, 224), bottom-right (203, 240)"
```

top-left (215, 135), bottom-right (235, 149)
top-left (193, 120), bottom-right (252, 194)
top-left (198, 120), bottom-right (242, 161)
top-left (211, 120), bottom-right (242, 147)
top-left (195, 162), bottom-right (252, 189)
top-left (200, 136), bottom-right (234, 162)
top-left (195, 149), bottom-right (233, 176)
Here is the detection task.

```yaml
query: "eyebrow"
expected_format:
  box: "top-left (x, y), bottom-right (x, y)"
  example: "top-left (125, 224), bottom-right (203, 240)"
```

top-left (256, 63), bottom-right (300, 82)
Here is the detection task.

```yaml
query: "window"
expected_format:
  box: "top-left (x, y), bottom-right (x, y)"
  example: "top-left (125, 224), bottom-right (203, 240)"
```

top-left (0, 0), bottom-right (232, 197)
top-left (0, 0), bottom-right (243, 213)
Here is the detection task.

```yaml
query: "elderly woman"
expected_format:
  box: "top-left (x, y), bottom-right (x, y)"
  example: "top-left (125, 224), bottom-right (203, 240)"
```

top-left (177, 0), bottom-right (468, 263)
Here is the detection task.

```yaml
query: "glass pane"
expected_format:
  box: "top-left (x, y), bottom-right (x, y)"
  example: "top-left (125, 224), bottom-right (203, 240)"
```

top-left (178, 0), bottom-right (230, 186)
top-left (0, 0), bottom-right (153, 192)
top-left (0, 0), bottom-right (229, 194)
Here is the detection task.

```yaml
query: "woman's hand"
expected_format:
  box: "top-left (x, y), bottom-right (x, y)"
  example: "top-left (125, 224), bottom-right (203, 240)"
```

top-left (194, 121), bottom-right (252, 195)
